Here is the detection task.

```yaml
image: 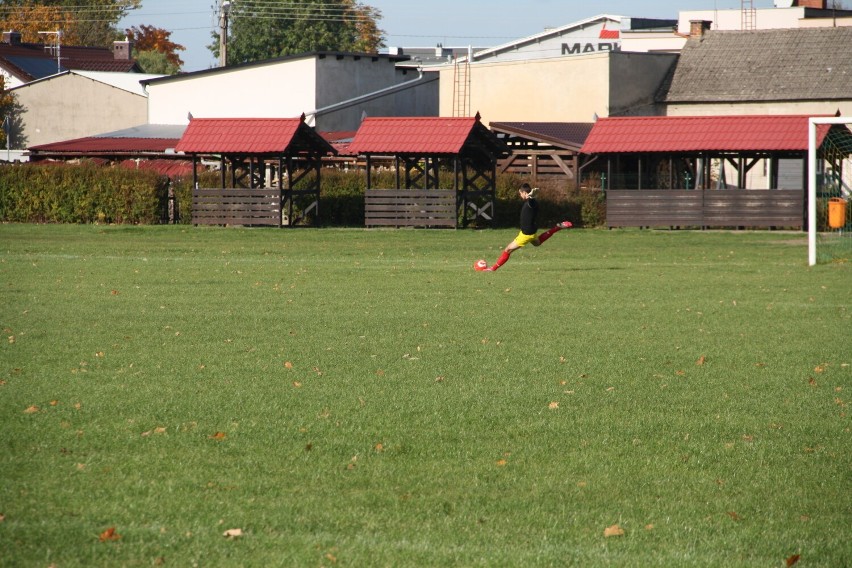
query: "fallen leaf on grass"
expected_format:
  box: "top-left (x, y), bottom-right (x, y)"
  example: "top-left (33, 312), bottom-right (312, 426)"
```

top-left (222, 528), bottom-right (243, 538)
top-left (696, 355), bottom-right (706, 366)
top-left (284, 361), bottom-right (293, 369)
top-left (727, 511), bottom-right (741, 521)
top-left (99, 527), bottom-right (121, 542)
top-left (548, 401), bottom-right (559, 409)
top-left (814, 364), bottom-right (826, 373)
top-left (496, 459), bottom-right (507, 467)
top-left (786, 554), bottom-right (801, 567)
top-left (209, 432), bottom-right (227, 440)
top-left (141, 427), bottom-right (167, 437)
top-left (23, 405), bottom-right (39, 414)
top-left (603, 524), bottom-right (625, 537)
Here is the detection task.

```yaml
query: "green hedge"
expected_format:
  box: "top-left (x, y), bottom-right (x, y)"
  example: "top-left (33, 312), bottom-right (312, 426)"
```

top-left (0, 162), bottom-right (606, 227)
top-left (0, 162), bottom-right (167, 224)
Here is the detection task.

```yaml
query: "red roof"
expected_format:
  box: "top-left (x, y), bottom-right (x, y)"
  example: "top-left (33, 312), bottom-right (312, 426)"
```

top-left (118, 159), bottom-right (194, 177)
top-left (175, 117), bottom-right (335, 155)
top-left (347, 117), bottom-right (481, 155)
top-left (580, 115), bottom-right (832, 154)
top-left (28, 137), bottom-right (179, 153)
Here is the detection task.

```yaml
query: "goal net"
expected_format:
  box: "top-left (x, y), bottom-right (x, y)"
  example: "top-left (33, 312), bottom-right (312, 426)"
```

top-left (808, 117), bottom-right (852, 266)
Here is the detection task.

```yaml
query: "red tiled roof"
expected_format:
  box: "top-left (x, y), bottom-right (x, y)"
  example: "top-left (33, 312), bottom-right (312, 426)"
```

top-left (175, 118), bottom-right (335, 155)
top-left (0, 42), bottom-right (140, 82)
top-left (29, 137), bottom-right (179, 153)
top-left (581, 115), bottom-right (832, 154)
top-left (119, 159), bottom-right (194, 177)
top-left (347, 117), bottom-right (480, 155)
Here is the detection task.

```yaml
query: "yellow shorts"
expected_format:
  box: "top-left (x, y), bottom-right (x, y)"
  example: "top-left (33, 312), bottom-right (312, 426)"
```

top-left (512, 231), bottom-right (538, 247)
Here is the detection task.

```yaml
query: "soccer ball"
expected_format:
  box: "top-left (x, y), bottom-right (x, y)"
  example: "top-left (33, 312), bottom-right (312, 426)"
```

top-left (474, 259), bottom-right (488, 271)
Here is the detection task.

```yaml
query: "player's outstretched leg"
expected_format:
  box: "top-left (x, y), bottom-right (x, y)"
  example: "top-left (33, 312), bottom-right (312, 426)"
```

top-left (488, 250), bottom-right (511, 271)
top-left (536, 220), bottom-right (572, 245)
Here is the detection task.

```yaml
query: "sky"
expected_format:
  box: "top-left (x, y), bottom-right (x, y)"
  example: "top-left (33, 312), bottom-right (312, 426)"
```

top-left (118, 0), bottom-right (778, 73)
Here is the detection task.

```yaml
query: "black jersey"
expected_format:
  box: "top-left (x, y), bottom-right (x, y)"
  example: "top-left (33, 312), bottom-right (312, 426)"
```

top-left (519, 198), bottom-right (538, 235)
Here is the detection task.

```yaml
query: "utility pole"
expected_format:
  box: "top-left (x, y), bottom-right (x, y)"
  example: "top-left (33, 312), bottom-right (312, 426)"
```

top-left (219, 0), bottom-right (231, 67)
top-left (3, 116), bottom-right (10, 162)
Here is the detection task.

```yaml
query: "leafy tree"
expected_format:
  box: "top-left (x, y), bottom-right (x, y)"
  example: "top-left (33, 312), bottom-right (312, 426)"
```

top-left (133, 49), bottom-right (180, 75)
top-left (126, 24), bottom-right (185, 72)
top-left (210, 0), bottom-right (385, 66)
top-left (0, 0), bottom-right (140, 47)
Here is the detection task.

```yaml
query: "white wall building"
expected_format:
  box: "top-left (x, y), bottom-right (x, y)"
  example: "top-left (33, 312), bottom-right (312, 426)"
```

top-left (143, 52), bottom-right (438, 132)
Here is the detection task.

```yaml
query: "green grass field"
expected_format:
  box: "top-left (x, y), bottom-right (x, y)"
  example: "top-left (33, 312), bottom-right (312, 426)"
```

top-left (1, 224), bottom-right (849, 567)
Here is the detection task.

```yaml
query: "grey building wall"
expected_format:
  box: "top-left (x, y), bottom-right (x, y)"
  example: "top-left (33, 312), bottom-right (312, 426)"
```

top-left (609, 52), bottom-right (678, 116)
top-left (314, 56), bottom-right (439, 131)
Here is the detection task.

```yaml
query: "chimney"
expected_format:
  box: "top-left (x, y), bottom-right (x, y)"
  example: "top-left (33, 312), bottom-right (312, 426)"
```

top-left (2, 31), bottom-right (22, 45)
top-left (690, 20), bottom-right (713, 37)
top-left (795, 1), bottom-right (828, 8)
top-left (112, 37), bottom-right (134, 60)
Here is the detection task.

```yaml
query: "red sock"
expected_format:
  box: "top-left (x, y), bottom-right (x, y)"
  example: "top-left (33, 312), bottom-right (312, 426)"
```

top-left (537, 225), bottom-right (562, 244)
top-left (491, 251), bottom-right (511, 270)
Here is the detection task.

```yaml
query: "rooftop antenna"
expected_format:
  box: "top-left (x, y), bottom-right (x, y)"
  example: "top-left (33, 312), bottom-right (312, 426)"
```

top-left (38, 30), bottom-right (62, 74)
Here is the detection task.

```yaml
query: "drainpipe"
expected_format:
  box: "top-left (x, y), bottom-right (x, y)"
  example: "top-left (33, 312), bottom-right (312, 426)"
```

top-left (303, 67), bottom-right (427, 127)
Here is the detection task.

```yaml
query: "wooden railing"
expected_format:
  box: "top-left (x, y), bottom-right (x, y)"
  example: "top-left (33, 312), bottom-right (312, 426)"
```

top-left (606, 189), bottom-right (804, 229)
top-left (192, 188), bottom-right (284, 227)
top-left (365, 189), bottom-right (457, 228)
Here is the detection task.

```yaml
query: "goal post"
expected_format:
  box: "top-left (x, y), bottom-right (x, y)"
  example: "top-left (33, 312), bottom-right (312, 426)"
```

top-left (808, 116), bottom-right (852, 266)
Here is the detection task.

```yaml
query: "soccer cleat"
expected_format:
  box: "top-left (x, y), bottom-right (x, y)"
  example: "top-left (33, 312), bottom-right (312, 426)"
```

top-left (557, 220), bottom-right (573, 229)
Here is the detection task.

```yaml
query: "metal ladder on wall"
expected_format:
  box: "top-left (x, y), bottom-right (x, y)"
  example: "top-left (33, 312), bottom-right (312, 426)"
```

top-left (452, 48), bottom-right (471, 117)
top-left (741, 0), bottom-right (756, 31)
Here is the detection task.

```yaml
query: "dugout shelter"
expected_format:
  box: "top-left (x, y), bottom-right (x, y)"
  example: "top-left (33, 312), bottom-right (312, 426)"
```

top-left (174, 115), bottom-right (336, 227)
top-left (346, 113), bottom-right (509, 228)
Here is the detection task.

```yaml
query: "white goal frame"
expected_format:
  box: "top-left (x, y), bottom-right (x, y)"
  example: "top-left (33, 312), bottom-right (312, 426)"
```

top-left (808, 116), bottom-right (851, 266)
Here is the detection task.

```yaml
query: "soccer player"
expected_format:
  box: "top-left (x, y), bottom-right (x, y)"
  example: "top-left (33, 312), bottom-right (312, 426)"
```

top-left (476, 183), bottom-right (572, 271)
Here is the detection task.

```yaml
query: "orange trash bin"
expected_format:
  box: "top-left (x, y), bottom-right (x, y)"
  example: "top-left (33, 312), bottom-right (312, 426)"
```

top-left (828, 197), bottom-right (847, 229)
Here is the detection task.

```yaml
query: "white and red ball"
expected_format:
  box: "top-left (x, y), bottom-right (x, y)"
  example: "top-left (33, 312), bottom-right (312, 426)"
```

top-left (474, 259), bottom-right (488, 271)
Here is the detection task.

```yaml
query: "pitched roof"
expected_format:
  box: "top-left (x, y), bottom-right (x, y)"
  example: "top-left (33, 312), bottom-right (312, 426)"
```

top-left (489, 122), bottom-right (594, 151)
top-left (346, 116), bottom-right (508, 156)
top-left (663, 28), bottom-right (852, 103)
top-left (580, 115), bottom-right (833, 154)
top-left (9, 70), bottom-right (161, 95)
top-left (0, 42), bottom-right (140, 83)
top-left (174, 118), bottom-right (337, 155)
top-left (28, 137), bottom-right (180, 154)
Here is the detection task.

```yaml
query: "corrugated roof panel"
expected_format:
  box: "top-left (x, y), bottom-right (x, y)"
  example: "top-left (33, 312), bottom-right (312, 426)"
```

top-left (347, 117), bottom-right (478, 155)
top-left (581, 115), bottom-right (831, 154)
top-left (29, 137), bottom-right (179, 153)
top-left (175, 118), bottom-right (302, 153)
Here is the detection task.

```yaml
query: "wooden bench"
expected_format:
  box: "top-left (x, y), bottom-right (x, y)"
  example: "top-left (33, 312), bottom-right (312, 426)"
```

top-left (365, 189), bottom-right (457, 228)
top-left (192, 188), bottom-right (284, 226)
top-left (606, 190), bottom-right (803, 229)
